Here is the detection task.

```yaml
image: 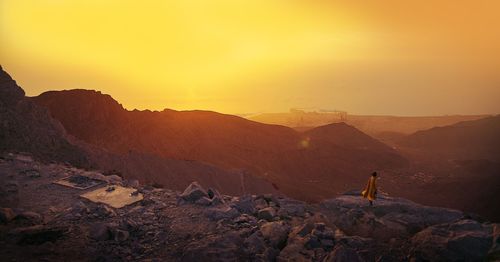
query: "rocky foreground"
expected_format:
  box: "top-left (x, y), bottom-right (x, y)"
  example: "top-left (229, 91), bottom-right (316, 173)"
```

top-left (0, 153), bottom-right (498, 262)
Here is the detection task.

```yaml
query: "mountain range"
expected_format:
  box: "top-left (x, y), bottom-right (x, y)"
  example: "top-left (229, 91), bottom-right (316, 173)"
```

top-left (1, 65), bottom-right (499, 221)
top-left (32, 89), bottom-right (407, 201)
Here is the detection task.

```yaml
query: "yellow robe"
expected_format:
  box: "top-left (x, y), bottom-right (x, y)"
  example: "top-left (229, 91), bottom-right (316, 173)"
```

top-left (361, 176), bottom-right (377, 201)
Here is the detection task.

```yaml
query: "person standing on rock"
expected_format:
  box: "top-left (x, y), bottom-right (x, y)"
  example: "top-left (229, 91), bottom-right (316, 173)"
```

top-left (361, 172), bottom-right (378, 206)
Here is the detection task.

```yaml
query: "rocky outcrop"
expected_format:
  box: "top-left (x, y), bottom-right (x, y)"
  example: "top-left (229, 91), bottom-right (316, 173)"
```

top-left (410, 219), bottom-right (494, 261)
top-left (0, 154), bottom-right (497, 261)
top-left (0, 66), bottom-right (88, 166)
top-left (319, 194), bottom-right (464, 241)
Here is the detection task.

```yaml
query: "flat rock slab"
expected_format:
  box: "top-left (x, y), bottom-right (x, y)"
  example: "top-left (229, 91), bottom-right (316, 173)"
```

top-left (53, 175), bottom-right (104, 190)
top-left (80, 186), bottom-right (143, 208)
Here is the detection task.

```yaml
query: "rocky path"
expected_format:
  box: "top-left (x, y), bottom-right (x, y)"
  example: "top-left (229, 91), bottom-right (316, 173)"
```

top-left (0, 153), bottom-right (498, 261)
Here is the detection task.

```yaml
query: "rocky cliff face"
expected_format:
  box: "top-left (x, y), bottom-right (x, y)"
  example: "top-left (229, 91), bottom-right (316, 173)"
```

top-left (0, 66), bottom-right (89, 167)
top-left (0, 154), bottom-right (497, 261)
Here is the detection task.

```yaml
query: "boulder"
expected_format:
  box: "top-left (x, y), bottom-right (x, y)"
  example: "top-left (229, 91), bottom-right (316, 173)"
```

top-left (244, 231), bottom-right (267, 255)
top-left (232, 195), bottom-right (256, 215)
top-left (179, 182), bottom-right (208, 203)
top-left (260, 221), bottom-right (290, 249)
top-left (105, 174), bottom-right (123, 184)
top-left (70, 201), bottom-right (90, 217)
top-left (195, 196), bottom-right (213, 206)
top-left (289, 222), bottom-right (315, 239)
top-left (278, 237), bottom-right (312, 262)
top-left (113, 229), bottom-right (129, 242)
top-left (319, 195), bottom-right (464, 241)
top-left (279, 198), bottom-right (308, 217)
top-left (89, 223), bottom-right (113, 241)
top-left (93, 204), bottom-right (116, 218)
top-left (81, 171), bottom-right (107, 182)
top-left (410, 219), bottom-right (493, 261)
top-left (0, 207), bottom-right (16, 224)
top-left (233, 214), bottom-right (258, 227)
top-left (258, 207), bottom-right (276, 221)
top-left (254, 198), bottom-right (269, 210)
top-left (127, 179), bottom-right (140, 188)
top-left (204, 206), bottom-right (240, 221)
top-left (207, 188), bottom-right (225, 206)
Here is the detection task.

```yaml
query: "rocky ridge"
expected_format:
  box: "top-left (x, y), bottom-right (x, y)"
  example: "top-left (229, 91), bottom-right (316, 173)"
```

top-left (0, 153), bottom-right (498, 261)
top-left (0, 66), bottom-right (278, 197)
top-left (0, 66), bottom-right (89, 166)
top-left (32, 89), bottom-right (408, 201)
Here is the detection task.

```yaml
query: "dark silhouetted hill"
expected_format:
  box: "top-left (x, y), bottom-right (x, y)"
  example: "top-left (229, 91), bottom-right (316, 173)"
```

top-left (33, 89), bottom-right (408, 201)
top-left (0, 66), bottom-right (88, 166)
top-left (399, 115), bottom-right (500, 161)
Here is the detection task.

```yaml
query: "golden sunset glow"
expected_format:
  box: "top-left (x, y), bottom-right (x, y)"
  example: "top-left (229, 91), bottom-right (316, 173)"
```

top-left (1, 0), bottom-right (500, 115)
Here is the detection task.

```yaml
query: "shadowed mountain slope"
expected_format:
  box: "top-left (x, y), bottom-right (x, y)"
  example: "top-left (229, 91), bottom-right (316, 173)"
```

top-left (0, 67), bottom-right (277, 196)
top-left (304, 122), bottom-right (406, 168)
top-left (399, 115), bottom-right (500, 161)
top-left (33, 89), bottom-right (407, 201)
top-left (0, 66), bottom-right (89, 166)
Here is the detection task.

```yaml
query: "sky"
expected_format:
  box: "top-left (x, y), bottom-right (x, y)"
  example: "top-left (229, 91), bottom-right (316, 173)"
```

top-left (1, 0), bottom-right (499, 115)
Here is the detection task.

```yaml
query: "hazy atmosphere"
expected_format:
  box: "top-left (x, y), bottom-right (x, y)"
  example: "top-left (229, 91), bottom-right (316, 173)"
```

top-left (1, 0), bottom-right (500, 115)
top-left (1, 1), bottom-right (500, 261)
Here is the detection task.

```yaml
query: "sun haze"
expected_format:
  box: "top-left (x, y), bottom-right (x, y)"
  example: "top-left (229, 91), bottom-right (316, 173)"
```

top-left (1, 0), bottom-right (499, 115)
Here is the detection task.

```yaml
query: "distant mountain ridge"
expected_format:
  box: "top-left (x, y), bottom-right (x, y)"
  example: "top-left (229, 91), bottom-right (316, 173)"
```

top-left (33, 89), bottom-right (408, 201)
top-left (399, 115), bottom-right (500, 161)
top-left (248, 111), bottom-right (489, 143)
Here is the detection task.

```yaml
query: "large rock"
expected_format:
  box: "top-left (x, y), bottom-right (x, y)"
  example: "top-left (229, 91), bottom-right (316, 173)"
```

top-left (233, 214), bottom-right (258, 228)
top-left (278, 237), bottom-right (312, 262)
top-left (89, 223), bottom-right (113, 241)
top-left (260, 221), bottom-right (290, 249)
top-left (254, 198), bottom-right (269, 210)
top-left (92, 204), bottom-right (116, 218)
top-left (258, 207), bottom-right (276, 221)
top-left (410, 219), bottom-right (493, 261)
top-left (289, 222), bottom-right (315, 239)
top-left (278, 198), bottom-right (308, 217)
top-left (244, 231), bottom-right (267, 256)
top-left (319, 195), bottom-right (464, 240)
top-left (113, 229), bottom-right (129, 242)
top-left (207, 188), bottom-right (225, 206)
top-left (232, 195), bottom-right (256, 215)
top-left (179, 182), bottom-right (209, 203)
top-left (204, 206), bottom-right (240, 221)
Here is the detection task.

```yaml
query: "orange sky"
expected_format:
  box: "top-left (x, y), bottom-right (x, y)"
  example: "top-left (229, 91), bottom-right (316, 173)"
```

top-left (1, 0), bottom-right (499, 115)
